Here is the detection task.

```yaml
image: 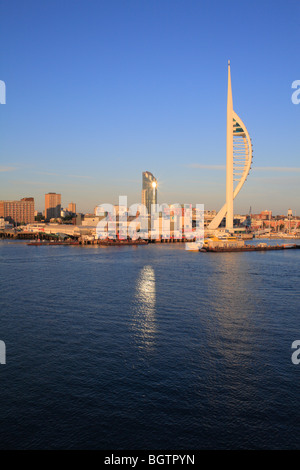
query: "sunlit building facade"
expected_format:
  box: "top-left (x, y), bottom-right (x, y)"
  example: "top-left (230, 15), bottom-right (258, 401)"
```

top-left (0, 197), bottom-right (35, 224)
top-left (67, 202), bottom-right (76, 214)
top-left (142, 171), bottom-right (157, 215)
top-left (45, 193), bottom-right (61, 220)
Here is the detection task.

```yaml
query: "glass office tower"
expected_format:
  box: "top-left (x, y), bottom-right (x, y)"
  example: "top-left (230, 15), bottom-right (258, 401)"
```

top-left (142, 171), bottom-right (157, 215)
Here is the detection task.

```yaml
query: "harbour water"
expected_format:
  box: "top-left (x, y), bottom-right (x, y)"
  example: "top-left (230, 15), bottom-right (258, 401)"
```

top-left (0, 240), bottom-right (300, 449)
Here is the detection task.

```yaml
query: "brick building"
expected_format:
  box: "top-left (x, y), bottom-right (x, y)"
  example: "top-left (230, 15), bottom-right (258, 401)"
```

top-left (0, 197), bottom-right (35, 224)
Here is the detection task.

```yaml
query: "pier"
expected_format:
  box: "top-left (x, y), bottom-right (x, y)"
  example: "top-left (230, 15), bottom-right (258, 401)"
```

top-left (0, 229), bottom-right (196, 246)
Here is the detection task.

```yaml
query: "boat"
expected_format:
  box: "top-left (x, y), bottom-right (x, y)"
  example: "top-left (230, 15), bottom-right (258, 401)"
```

top-left (202, 242), bottom-right (298, 252)
top-left (187, 236), bottom-right (298, 252)
top-left (185, 242), bottom-right (203, 251)
top-left (98, 239), bottom-right (148, 246)
top-left (27, 240), bottom-right (79, 246)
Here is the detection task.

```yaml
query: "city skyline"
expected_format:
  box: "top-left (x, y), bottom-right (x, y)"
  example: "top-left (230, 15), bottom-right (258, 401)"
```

top-left (1, 0), bottom-right (300, 214)
top-left (1, 2), bottom-right (300, 452)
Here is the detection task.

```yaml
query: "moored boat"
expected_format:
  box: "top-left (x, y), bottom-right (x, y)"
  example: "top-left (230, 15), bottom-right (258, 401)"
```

top-left (202, 242), bottom-right (298, 252)
top-left (186, 236), bottom-right (298, 252)
top-left (27, 240), bottom-right (79, 246)
top-left (98, 239), bottom-right (148, 246)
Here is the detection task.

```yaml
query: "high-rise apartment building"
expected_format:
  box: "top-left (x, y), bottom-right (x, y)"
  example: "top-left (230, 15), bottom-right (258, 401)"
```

top-left (142, 171), bottom-right (157, 215)
top-left (68, 202), bottom-right (76, 214)
top-left (0, 197), bottom-right (35, 224)
top-left (45, 193), bottom-right (61, 219)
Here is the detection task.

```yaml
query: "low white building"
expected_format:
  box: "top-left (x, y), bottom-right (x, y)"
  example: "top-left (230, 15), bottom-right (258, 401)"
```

top-left (0, 218), bottom-right (13, 229)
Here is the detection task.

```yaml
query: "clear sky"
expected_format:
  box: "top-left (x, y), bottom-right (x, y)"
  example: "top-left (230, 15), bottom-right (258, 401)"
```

top-left (0, 0), bottom-right (299, 214)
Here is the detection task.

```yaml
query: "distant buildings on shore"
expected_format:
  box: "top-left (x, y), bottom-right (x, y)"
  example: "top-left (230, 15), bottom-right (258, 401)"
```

top-left (250, 209), bottom-right (299, 233)
top-left (0, 193), bottom-right (77, 226)
top-left (0, 173), bottom-right (299, 237)
top-left (4, 207), bottom-right (299, 243)
top-left (41, 194), bottom-right (76, 221)
top-left (1, 199), bottom-right (300, 242)
top-left (67, 202), bottom-right (76, 214)
top-left (0, 197), bottom-right (34, 224)
top-left (45, 192), bottom-right (61, 220)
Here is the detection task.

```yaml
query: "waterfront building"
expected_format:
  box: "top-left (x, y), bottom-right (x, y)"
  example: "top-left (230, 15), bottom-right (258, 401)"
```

top-left (209, 61), bottom-right (253, 231)
top-left (142, 171), bottom-right (157, 216)
top-left (73, 214), bottom-right (83, 226)
top-left (82, 214), bottom-right (102, 226)
top-left (114, 205), bottom-right (128, 217)
top-left (0, 197), bottom-right (35, 224)
top-left (0, 217), bottom-right (14, 229)
top-left (45, 193), bottom-right (61, 220)
top-left (203, 210), bottom-right (217, 227)
top-left (260, 210), bottom-right (272, 220)
top-left (68, 202), bottom-right (76, 214)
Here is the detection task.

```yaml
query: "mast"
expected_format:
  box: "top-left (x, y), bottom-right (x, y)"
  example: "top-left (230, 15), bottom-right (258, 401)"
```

top-left (226, 60), bottom-right (233, 230)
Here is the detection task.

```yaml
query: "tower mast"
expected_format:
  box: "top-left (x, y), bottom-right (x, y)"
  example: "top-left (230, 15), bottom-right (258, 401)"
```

top-left (226, 60), bottom-right (233, 229)
top-left (207, 61), bottom-right (253, 232)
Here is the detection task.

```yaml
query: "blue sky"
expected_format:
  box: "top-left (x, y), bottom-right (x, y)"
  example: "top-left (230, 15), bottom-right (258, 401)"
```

top-left (0, 0), bottom-right (299, 214)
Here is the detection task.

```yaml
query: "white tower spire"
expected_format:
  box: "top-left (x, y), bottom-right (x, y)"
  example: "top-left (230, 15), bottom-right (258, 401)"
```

top-left (226, 60), bottom-right (234, 229)
top-left (208, 62), bottom-right (253, 231)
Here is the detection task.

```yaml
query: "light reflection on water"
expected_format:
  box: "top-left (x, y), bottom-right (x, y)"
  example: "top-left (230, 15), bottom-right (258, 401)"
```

top-left (206, 254), bottom-right (257, 346)
top-left (131, 265), bottom-right (156, 351)
top-left (204, 254), bottom-right (260, 415)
